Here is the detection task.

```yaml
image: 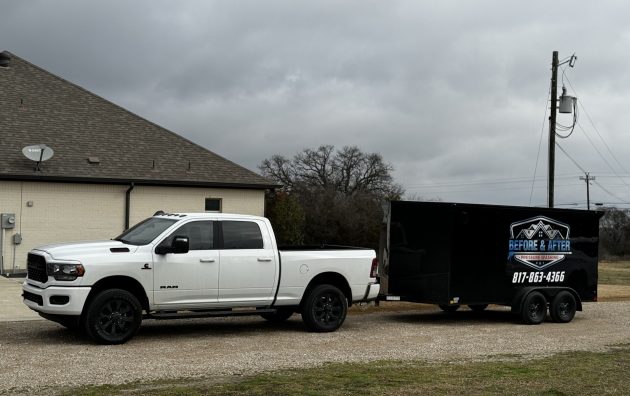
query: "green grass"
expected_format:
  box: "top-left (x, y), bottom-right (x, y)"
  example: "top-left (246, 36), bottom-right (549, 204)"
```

top-left (600, 261), bottom-right (630, 286)
top-left (58, 344), bottom-right (630, 396)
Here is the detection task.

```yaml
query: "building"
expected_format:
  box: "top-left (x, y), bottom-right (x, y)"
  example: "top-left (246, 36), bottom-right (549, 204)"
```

top-left (0, 51), bottom-right (277, 275)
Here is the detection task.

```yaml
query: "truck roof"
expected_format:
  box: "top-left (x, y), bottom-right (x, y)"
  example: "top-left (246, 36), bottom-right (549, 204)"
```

top-left (152, 212), bottom-right (267, 222)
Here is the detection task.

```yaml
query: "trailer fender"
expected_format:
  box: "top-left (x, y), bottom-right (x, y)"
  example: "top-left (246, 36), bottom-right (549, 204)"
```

top-left (511, 287), bottom-right (582, 314)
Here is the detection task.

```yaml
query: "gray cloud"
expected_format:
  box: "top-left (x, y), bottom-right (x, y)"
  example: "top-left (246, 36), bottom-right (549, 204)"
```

top-left (2, 0), bottom-right (630, 208)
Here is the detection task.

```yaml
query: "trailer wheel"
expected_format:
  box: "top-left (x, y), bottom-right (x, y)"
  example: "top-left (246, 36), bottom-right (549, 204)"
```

top-left (439, 304), bottom-right (460, 312)
top-left (521, 291), bottom-right (547, 325)
top-left (550, 291), bottom-right (577, 323)
top-left (260, 308), bottom-right (294, 322)
top-left (468, 304), bottom-right (488, 312)
top-left (83, 289), bottom-right (142, 344)
top-left (301, 284), bottom-right (347, 332)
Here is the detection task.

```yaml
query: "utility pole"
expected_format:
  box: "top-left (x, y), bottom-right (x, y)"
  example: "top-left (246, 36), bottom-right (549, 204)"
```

top-left (579, 172), bottom-right (596, 210)
top-left (548, 51), bottom-right (559, 208)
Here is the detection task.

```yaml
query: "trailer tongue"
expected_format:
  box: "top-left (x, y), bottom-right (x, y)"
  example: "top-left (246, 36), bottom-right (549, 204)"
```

top-left (378, 201), bottom-right (602, 324)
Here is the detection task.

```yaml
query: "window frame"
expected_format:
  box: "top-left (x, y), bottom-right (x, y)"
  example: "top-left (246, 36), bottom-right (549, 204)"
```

top-left (205, 198), bottom-right (222, 213)
top-left (156, 220), bottom-right (219, 251)
top-left (219, 220), bottom-right (265, 250)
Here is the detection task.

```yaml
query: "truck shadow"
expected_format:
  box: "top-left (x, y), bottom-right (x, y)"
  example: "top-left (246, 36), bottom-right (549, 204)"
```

top-left (1, 316), bottom-right (309, 346)
top-left (136, 316), bottom-right (306, 339)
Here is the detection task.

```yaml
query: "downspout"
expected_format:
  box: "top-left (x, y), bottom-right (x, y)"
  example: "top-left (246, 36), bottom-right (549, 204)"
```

top-left (125, 182), bottom-right (135, 230)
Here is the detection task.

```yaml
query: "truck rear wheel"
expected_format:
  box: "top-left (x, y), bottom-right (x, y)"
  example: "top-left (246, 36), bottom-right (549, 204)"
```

top-left (301, 284), bottom-right (347, 332)
top-left (83, 289), bottom-right (142, 344)
top-left (550, 291), bottom-right (577, 323)
top-left (260, 308), bottom-right (294, 322)
top-left (521, 291), bottom-right (547, 325)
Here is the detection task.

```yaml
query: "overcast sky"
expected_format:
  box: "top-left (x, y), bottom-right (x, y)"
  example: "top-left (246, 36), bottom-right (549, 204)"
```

top-left (3, 1), bottom-right (630, 208)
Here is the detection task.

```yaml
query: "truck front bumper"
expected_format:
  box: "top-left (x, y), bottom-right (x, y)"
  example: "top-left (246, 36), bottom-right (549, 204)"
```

top-left (22, 281), bottom-right (91, 316)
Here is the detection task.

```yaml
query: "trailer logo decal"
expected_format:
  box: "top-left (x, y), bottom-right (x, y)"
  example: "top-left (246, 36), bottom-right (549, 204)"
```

top-left (508, 216), bottom-right (571, 270)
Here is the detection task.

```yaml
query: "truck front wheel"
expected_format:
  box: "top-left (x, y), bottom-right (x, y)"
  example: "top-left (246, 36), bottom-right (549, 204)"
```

top-left (301, 284), bottom-right (348, 332)
top-left (521, 291), bottom-right (547, 325)
top-left (83, 289), bottom-right (142, 344)
top-left (550, 291), bottom-right (576, 323)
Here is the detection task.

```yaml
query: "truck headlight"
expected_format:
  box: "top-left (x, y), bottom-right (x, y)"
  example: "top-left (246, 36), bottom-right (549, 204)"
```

top-left (50, 264), bottom-right (85, 281)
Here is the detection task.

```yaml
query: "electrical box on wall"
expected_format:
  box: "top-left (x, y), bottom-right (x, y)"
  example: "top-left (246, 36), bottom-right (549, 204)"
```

top-left (1, 213), bottom-right (16, 229)
top-left (12, 233), bottom-right (22, 245)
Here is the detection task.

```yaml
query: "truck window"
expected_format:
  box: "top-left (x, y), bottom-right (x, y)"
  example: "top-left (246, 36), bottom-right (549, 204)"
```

top-left (161, 221), bottom-right (214, 250)
top-left (115, 217), bottom-right (177, 245)
top-left (222, 221), bottom-right (264, 249)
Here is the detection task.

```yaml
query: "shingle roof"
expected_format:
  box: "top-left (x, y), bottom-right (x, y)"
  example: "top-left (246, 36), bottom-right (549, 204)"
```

top-left (0, 51), bottom-right (278, 189)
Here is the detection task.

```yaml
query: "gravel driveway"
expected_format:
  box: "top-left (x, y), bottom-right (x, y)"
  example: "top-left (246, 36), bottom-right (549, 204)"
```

top-left (1, 302), bottom-right (629, 394)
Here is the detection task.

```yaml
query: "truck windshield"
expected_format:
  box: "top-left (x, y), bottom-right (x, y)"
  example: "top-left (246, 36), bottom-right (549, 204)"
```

top-left (114, 217), bottom-right (178, 246)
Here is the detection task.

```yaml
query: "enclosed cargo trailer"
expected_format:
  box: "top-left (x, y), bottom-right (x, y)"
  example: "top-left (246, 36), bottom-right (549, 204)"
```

top-left (378, 201), bottom-right (603, 324)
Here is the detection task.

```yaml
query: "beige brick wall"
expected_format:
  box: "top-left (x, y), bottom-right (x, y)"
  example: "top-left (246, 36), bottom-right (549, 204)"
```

top-left (129, 186), bottom-right (264, 225)
top-left (0, 181), bottom-right (265, 272)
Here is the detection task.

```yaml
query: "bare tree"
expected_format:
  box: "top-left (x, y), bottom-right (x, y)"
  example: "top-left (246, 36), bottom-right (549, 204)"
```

top-left (260, 145), bottom-right (403, 198)
top-left (599, 208), bottom-right (630, 258)
top-left (260, 145), bottom-right (403, 248)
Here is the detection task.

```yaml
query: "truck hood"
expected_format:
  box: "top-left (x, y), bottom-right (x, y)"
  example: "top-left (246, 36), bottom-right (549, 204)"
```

top-left (34, 240), bottom-right (140, 260)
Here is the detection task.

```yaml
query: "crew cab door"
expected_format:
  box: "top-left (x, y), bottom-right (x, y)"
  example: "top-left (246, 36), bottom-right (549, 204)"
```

top-left (152, 220), bottom-right (219, 307)
top-left (218, 220), bottom-right (277, 305)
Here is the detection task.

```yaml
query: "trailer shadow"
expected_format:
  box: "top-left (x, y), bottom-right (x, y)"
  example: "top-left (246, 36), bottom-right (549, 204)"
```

top-left (389, 308), bottom-right (518, 325)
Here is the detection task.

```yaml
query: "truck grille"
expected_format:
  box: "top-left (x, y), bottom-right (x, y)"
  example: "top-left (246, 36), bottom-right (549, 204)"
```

top-left (27, 254), bottom-right (48, 283)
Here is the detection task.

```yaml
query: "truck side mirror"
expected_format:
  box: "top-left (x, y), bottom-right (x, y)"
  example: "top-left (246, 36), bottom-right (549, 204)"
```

top-left (172, 236), bottom-right (189, 254)
top-left (155, 235), bottom-right (189, 255)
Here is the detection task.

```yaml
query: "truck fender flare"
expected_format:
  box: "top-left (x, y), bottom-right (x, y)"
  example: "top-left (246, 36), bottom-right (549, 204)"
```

top-left (83, 275), bottom-right (150, 313)
top-left (300, 272), bottom-right (352, 308)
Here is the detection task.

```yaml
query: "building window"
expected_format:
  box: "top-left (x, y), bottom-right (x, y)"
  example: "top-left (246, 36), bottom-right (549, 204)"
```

top-left (205, 198), bottom-right (222, 212)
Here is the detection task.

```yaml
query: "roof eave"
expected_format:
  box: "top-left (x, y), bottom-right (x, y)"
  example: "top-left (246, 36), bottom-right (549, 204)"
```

top-left (0, 174), bottom-right (281, 190)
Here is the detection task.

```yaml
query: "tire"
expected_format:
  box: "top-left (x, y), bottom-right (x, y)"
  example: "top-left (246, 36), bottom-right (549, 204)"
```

top-left (301, 284), bottom-right (348, 332)
top-left (439, 304), bottom-right (460, 312)
top-left (83, 289), bottom-right (142, 344)
top-left (260, 308), bottom-right (294, 322)
top-left (468, 304), bottom-right (488, 312)
top-left (550, 291), bottom-right (577, 323)
top-left (521, 291), bottom-right (547, 325)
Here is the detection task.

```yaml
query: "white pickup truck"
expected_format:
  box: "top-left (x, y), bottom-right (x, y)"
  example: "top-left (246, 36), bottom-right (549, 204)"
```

top-left (22, 213), bottom-right (379, 344)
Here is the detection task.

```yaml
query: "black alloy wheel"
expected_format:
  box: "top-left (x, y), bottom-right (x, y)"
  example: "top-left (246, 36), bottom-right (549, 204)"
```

top-left (301, 284), bottom-right (348, 332)
top-left (84, 289), bottom-right (142, 344)
top-left (521, 291), bottom-right (547, 325)
top-left (550, 291), bottom-right (577, 323)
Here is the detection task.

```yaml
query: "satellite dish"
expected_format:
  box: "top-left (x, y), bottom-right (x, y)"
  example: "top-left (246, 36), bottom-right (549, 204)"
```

top-left (22, 144), bottom-right (54, 171)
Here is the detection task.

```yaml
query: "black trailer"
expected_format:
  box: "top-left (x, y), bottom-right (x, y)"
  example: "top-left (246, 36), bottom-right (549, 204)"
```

top-left (378, 201), bottom-right (603, 324)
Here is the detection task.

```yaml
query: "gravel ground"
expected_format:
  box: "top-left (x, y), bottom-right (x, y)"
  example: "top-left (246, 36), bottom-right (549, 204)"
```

top-left (1, 302), bottom-right (629, 394)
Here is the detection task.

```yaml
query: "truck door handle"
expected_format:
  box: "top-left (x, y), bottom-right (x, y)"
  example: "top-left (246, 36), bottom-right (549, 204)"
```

top-left (257, 258), bottom-right (272, 262)
top-left (199, 258), bottom-right (215, 263)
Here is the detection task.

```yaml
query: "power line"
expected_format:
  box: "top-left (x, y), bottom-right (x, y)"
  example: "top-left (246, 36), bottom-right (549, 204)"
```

top-left (556, 142), bottom-right (587, 173)
top-left (592, 180), bottom-right (630, 204)
top-left (562, 72), bottom-right (630, 175)
top-left (530, 85), bottom-right (551, 205)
